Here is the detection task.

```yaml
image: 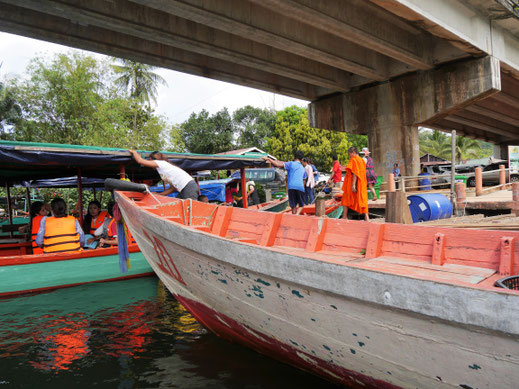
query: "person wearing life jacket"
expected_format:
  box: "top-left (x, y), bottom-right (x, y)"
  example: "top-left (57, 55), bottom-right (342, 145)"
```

top-left (81, 200), bottom-right (109, 236)
top-left (36, 198), bottom-right (85, 254)
top-left (18, 201), bottom-right (50, 255)
top-left (95, 201), bottom-right (136, 247)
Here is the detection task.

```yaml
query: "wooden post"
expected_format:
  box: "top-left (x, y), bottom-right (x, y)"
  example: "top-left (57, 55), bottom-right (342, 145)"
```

top-left (5, 182), bottom-right (14, 238)
top-left (25, 187), bottom-right (31, 215)
top-left (77, 167), bottom-right (84, 225)
top-left (388, 173), bottom-right (395, 192)
top-left (512, 182), bottom-right (519, 216)
top-left (240, 167), bottom-right (248, 208)
top-left (475, 167), bottom-right (483, 196)
top-left (455, 182), bottom-right (466, 216)
top-left (450, 130), bottom-right (456, 208)
top-left (315, 198), bottom-right (326, 217)
top-left (499, 164), bottom-right (506, 189)
top-left (386, 192), bottom-right (412, 224)
top-left (401, 177), bottom-right (406, 193)
top-left (92, 187), bottom-right (97, 201)
top-left (119, 163), bottom-right (126, 180)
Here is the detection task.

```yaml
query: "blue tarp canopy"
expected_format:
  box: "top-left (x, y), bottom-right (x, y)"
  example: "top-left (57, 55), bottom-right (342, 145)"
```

top-left (0, 140), bottom-right (267, 185)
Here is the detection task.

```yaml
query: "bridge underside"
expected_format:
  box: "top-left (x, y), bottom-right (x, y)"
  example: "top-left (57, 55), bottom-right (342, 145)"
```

top-left (1, 0), bottom-right (519, 175)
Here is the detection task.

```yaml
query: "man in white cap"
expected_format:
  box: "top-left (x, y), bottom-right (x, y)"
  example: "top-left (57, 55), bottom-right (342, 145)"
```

top-left (361, 147), bottom-right (378, 201)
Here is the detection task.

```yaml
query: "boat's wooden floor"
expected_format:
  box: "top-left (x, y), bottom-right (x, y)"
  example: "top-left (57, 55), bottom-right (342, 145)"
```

top-left (350, 256), bottom-right (496, 285)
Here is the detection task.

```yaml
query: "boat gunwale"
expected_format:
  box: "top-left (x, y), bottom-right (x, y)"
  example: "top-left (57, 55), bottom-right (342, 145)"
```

top-left (0, 244), bottom-right (140, 267)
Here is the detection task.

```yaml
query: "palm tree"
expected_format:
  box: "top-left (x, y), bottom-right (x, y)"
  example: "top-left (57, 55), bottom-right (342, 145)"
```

top-left (420, 130), bottom-right (451, 160)
top-left (455, 136), bottom-right (481, 163)
top-left (111, 59), bottom-right (167, 107)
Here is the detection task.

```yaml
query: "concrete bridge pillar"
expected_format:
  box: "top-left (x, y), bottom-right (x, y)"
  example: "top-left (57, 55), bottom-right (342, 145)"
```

top-left (309, 56), bottom-right (501, 178)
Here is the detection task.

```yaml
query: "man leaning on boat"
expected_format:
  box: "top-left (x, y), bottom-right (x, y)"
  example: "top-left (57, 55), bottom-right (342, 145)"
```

top-left (129, 149), bottom-right (198, 200)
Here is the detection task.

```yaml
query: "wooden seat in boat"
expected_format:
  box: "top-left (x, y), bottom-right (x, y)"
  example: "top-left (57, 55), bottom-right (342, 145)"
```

top-left (351, 256), bottom-right (496, 285)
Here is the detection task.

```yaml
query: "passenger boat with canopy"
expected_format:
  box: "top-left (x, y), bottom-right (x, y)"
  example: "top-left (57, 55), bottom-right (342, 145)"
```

top-left (114, 186), bottom-right (519, 389)
top-left (0, 140), bottom-right (266, 297)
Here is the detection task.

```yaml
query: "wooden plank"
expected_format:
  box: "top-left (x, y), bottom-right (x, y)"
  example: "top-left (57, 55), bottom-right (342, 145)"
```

top-left (323, 232), bottom-right (368, 250)
top-left (352, 260), bottom-right (493, 284)
top-left (375, 257), bottom-right (496, 277)
top-left (259, 213), bottom-right (283, 247)
top-left (227, 220), bottom-right (266, 235)
top-left (383, 224), bottom-right (437, 244)
top-left (381, 240), bottom-right (433, 257)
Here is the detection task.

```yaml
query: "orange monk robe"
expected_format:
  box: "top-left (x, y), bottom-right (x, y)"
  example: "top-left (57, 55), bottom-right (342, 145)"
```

top-left (341, 155), bottom-right (368, 214)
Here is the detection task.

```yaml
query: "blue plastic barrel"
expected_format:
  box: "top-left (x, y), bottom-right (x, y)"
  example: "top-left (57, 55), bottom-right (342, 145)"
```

top-left (418, 172), bottom-right (431, 190)
top-left (407, 194), bottom-right (452, 223)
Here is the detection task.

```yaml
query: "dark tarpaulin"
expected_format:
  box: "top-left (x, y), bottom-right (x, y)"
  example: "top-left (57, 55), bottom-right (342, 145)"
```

top-left (27, 177), bottom-right (106, 188)
top-left (0, 141), bottom-right (267, 183)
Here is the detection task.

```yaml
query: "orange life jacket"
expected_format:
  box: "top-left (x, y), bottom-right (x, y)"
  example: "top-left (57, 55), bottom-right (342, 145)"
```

top-left (43, 216), bottom-right (81, 254)
top-left (89, 210), bottom-right (108, 235)
top-left (31, 214), bottom-right (44, 255)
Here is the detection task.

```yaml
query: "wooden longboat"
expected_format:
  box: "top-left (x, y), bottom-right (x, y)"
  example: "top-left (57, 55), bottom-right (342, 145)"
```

top-left (0, 245), bottom-right (152, 297)
top-left (116, 190), bottom-right (519, 389)
top-left (0, 140), bottom-right (267, 297)
top-left (249, 197), bottom-right (289, 213)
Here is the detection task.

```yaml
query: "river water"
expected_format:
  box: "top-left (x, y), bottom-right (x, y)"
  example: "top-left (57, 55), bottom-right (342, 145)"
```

top-left (0, 277), bottom-right (341, 388)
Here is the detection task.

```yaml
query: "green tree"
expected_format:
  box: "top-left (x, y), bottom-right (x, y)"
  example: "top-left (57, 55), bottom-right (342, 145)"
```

top-left (0, 66), bottom-right (22, 139)
top-left (178, 108), bottom-right (235, 154)
top-left (168, 124), bottom-right (187, 152)
top-left (111, 59), bottom-right (167, 107)
top-left (420, 130), bottom-right (451, 159)
top-left (233, 105), bottom-right (276, 149)
top-left (265, 106), bottom-right (351, 172)
top-left (455, 136), bottom-right (481, 163)
top-left (9, 52), bottom-right (166, 149)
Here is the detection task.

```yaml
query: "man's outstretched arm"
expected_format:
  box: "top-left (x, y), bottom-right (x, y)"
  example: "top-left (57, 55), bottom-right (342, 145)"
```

top-left (129, 149), bottom-right (158, 168)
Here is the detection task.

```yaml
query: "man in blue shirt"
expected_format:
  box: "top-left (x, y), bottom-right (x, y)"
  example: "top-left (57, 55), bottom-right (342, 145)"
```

top-left (265, 151), bottom-right (306, 214)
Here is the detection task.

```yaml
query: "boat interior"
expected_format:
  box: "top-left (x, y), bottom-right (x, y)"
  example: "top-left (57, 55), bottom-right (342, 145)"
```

top-left (123, 192), bottom-right (519, 294)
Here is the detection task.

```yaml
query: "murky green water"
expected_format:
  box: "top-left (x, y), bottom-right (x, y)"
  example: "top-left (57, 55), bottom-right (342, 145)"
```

top-left (0, 278), bottom-right (341, 388)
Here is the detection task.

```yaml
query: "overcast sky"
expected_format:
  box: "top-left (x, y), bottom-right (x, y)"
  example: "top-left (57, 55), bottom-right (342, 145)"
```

top-left (0, 31), bottom-right (308, 124)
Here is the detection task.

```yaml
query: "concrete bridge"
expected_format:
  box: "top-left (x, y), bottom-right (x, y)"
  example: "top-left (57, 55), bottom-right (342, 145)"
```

top-left (1, 0), bottom-right (519, 176)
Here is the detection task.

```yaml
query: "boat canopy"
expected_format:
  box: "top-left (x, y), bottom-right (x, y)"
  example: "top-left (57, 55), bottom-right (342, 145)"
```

top-left (0, 141), bottom-right (267, 184)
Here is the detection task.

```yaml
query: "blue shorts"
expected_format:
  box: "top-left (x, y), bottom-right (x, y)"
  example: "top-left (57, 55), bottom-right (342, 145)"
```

top-left (288, 189), bottom-right (305, 208)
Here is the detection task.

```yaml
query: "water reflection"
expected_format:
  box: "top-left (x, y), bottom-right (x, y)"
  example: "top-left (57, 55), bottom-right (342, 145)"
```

top-left (0, 278), bottom-right (340, 388)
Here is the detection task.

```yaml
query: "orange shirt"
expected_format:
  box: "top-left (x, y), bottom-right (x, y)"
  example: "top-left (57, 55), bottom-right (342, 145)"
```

top-left (341, 155), bottom-right (368, 214)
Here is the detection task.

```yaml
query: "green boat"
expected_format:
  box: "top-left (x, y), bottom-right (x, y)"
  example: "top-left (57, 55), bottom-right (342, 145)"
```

top-left (250, 197), bottom-right (289, 213)
top-left (0, 140), bottom-right (267, 297)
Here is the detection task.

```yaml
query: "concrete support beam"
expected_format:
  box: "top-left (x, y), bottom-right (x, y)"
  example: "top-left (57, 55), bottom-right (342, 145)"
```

top-left (309, 56), bottom-right (501, 178)
top-left (3, 0), bottom-right (350, 93)
top-left (133, 0), bottom-right (391, 81)
top-left (0, 3), bottom-right (320, 100)
top-left (247, 0), bottom-right (432, 70)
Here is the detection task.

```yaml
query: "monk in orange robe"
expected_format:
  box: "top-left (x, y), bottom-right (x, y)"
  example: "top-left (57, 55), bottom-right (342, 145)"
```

top-left (341, 147), bottom-right (369, 221)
